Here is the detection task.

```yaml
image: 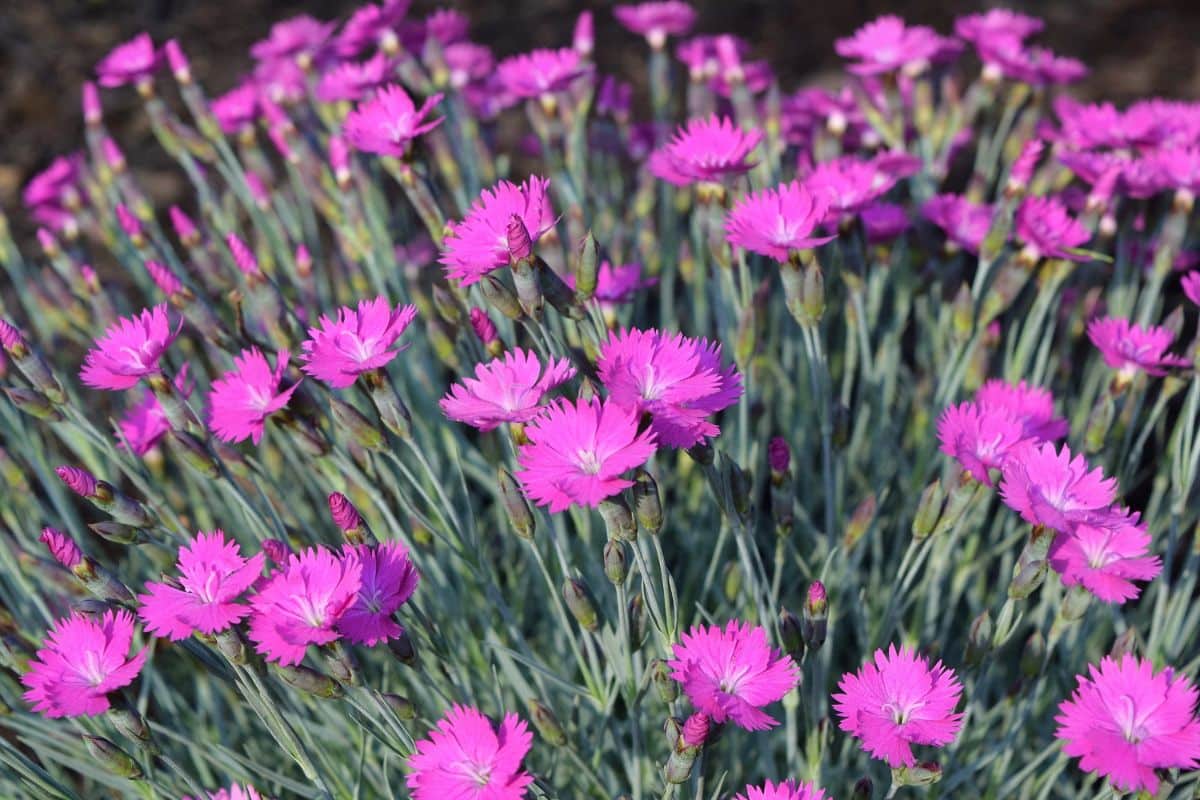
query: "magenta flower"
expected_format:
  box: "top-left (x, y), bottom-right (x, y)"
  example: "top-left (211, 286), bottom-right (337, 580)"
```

top-left (921, 194), bottom-right (994, 255)
top-left (497, 48), bottom-right (590, 101)
top-left (979, 36), bottom-right (1087, 86)
top-left (833, 644), bottom-right (964, 767)
top-left (300, 297), bottom-right (418, 388)
top-left (343, 84), bottom-right (444, 155)
top-left (598, 328), bottom-right (743, 448)
top-left (516, 397), bottom-right (657, 512)
top-left (861, 203), bottom-right (910, 244)
top-left (805, 156), bottom-right (899, 216)
top-left (999, 441), bottom-right (1118, 532)
top-left (835, 15), bottom-right (953, 76)
top-left (336, 542), bottom-right (419, 646)
top-left (407, 705), bottom-right (533, 800)
top-left (937, 402), bottom-right (1029, 486)
top-left (566, 261), bottom-right (658, 311)
top-left (212, 82), bottom-right (260, 134)
top-left (40, 527), bottom-right (83, 570)
top-left (1014, 195), bottom-right (1090, 262)
top-left (444, 42), bottom-right (495, 90)
top-left (1184, 271), bottom-right (1200, 307)
top-left (440, 348), bottom-right (575, 431)
top-left (251, 15), bottom-right (336, 64)
top-left (649, 115), bottom-right (761, 186)
top-left (1087, 317), bottom-right (1189, 379)
top-left (315, 54), bottom-right (390, 103)
top-left (117, 365), bottom-right (194, 456)
top-left (23, 154), bottom-right (82, 213)
top-left (96, 32), bottom-right (160, 88)
top-left (22, 610), bottom-right (148, 718)
top-left (1056, 655), bottom-right (1200, 793)
top-left (184, 785), bottom-right (268, 800)
top-left (80, 305), bottom-right (179, 391)
top-left (247, 546), bottom-right (362, 666)
top-left (138, 530), bottom-right (265, 641)
top-left (440, 176), bottom-right (555, 286)
top-left (975, 379), bottom-right (1069, 440)
top-left (733, 781), bottom-right (828, 800)
top-left (955, 9), bottom-right (1043, 47)
top-left (1048, 513), bottom-right (1161, 603)
top-left (614, 2), bottom-right (697, 48)
top-left (668, 620), bottom-right (800, 731)
top-left (208, 348), bottom-right (301, 444)
top-left (336, 1), bottom-right (409, 57)
top-left (724, 181), bottom-right (834, 262)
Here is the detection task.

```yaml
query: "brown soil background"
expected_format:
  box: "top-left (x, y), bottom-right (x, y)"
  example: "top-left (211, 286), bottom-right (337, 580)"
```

top-left (2, 0), bottom-right (1199, 219)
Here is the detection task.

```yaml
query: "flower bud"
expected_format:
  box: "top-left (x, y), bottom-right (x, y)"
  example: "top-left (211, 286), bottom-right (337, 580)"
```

top-left (562, 578), bottom-right (600, 632)
top-left (89, 521), bottom-right (146, 546)
top-left (324, 641), bottom-right (359, 686)
top-left (84, 735), bottom-right (142, 779)
top-left (932, 478), bottom-right (976, 537)
top-left (506, 215), bottom-right (533, 263)
top-left (329, 492), bottom-right (366, 541)
top-left (82, 81), bottom-right (103, 125)
top-left (1059, 584), bottom-right (1091, 623)
top-left (167, 430), bottom-right (220, 479)
top-left (275, 663), bottom-right (342, 698)
top-left (572, 10), bottom-right (594, 56)
top-left (664, 713), bottom-right (708, 783)
top-left (367, 379), bottom-right (412, 438)
top-left (6, 387), bottom-right (62, 421)
top-left (628, 593), bottom-right (647, 647)
top-left (911, 480), bottom-right (946, 539)
top-left (169, 206), bottom-right (199, 246)
top-left (56, 465), bottom-right (99, 498)
top-left (651, 659), bottom-right (678, 703)
top-left (216, 627), bottom-right (248, 664)
top-left (388, 629), bottom-right (418, 665)
top-left (632, 469), bottom-right (664, 534)
top-left (498, 468), bottom-right (535, 539)
top-left (116, 204), bottom-right (143, 243)
top-left (527, 699), bottom-right (568, 746)
top-left (164, 39), bottom-right (191, 83)
top-left (722, 561), bottom-right (742, 603)
top-left (893, 762), bottom-right (941, 787)
top-left (603, 540), bottom-right (629, 585)
top-left (40, 527), bottom-right (83, 569)
top-left (767, 436), bottom-right (790, 477)
top-left (481, 275), bottom-right (523, 320)
top-left (802, 581), bottom-right (828, 651)
top-left (575, 232), bottom-right (600, 301)
top-left (779, 608), bottom-right (804, 658)
top-left (108, 704), bottom-right (154, 749)
top-left (724, 458), bottom-right (752, 521)
top-left (330, 397), bottom-right (386, 451)
top-left (679, 712), bottom-right (709, 748)
top-left (843, 493), bottom-right (876, 551)
top-left (539, 260), bottom-right (585, 320)
top-left (381, 693), bottom-right (416, 719)
top-left (686, 439), bottom-right (714, 466)
top-left (598, 495), bottom-right (637, 542)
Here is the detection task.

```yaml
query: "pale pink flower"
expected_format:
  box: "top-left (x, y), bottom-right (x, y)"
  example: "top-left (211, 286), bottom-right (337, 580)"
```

top-left (440, 348), bottom-right (575, 431)
top-left (734, 780), bottom-right (829, 800)
top-left (598, 328), bottom-right (743, 448)
top-left (650, 115), bottom-right (761, 186)
top-left (343, 83), bottom-right (444, 154)
top-left (247, 546), bottom-right (362, 666)
top-left (1056, 655), bottom-right (1200, 793)
top-left (1015, 196), bottom-right (1090, 261)
top-left (668, 620), bottom-right (800, 731)
top-left (96, 33), bottom-right (160, 88)
top-left (921, 194), bottom-right (994, 255)
top-left (440, 176), bottom-right (555, 286)
top-left (138, 531), bottom-right (265, 641)
top-left (937, 402), bottom-right (1030, 485)
top-left (1087, 317), bottom-right (1189, 379)
top-left (80, 305), bottom-right (179, 390)
top-left (22, 610), bottom-right (148, 718)
top-left (614, 2), bottom-right (697, 48)
top-left (496, 48), bottom-right (590, 101)
top-left (208, 348), bottom-right (301, 444)
top-left (833, 644), bottom-right (963, 767)
top-left (117, 364), bottom-right (194, 455)
top-left (1049, 512), bottom-right (1161, 603)
top-left (999, 441), bottom-right (1118, 532)
top-left (835, 15), bottom-right (953, 76)
top-left (336, 542), bottom-right (419, 646)
top-left (724, 181), bottom-right (834, 262)
top-left (407, 705), bottom-right (533, 800)
top-left (975, 379), bottom-right (1069, 440)
top-left (516, 397), bottom-right (657, 512)
top-left (300, 298), bottom-right (418, 388)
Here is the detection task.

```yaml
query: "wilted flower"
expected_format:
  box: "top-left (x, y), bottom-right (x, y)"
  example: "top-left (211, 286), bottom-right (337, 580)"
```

top-left (1056, 655), bottom-right (1200, 793)
top-left (1048, 512), bottom-right (1161, 603)
top-left (833, 644), bottom-right (964, 767)
top-left (516, 397), bottom-right (657, 512)
top-left (337, 542), bottom-right (419, 646)
top-left (96, 32), bottom-right (160, 88)
top-left (441, 176), bottom-right (555, 285)
top-left (80, 305), bottom-right (179, 391)
top-left (937, 402), bottom-right (1029, 485)
top-left (440, 348), bottom-right (575, 431)
top-left (614, 2), bottom-right (697, 49)
top-left (598, 328), bottom-right (743, 448)
top-left (139, 530), bottom-right (265, 640)
top-left (650, 115), bottom-right (761, 186)
top-left (497, 48), bottom-right (589, 101)
top-left (300, 298), bottom-right (418, 388)
top-left (248, 546), bottom-right (362, 666)
top-left (724, 181), bottom-right (834, 262)
top-left (22, 610), bottom-right (148, 718)
top-left (668, 620), bottom-right (800, 731)
top-left (209, 348), bottom-right (301, 444)
top-left (975, 379), bottom-right (1068, 440)
top-left (999, 441), bottom-right (1118, 532)
top-left (921, 194), bottom-right (993, 255)
top-left (343, 83), bottom-right (444, 154)
top-left (1087, 316), bottom-right (1189, 379)
top-left (733, 780), bottom-right (829, 800)
top-left (407, 705), bottom-right (533, 800)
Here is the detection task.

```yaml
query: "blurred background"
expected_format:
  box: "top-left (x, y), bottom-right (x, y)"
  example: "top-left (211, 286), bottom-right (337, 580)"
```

top-left (2, 0), bottom-right (1199, 215)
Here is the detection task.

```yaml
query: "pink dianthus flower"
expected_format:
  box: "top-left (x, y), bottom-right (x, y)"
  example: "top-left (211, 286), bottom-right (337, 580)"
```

top-left (1056, 655), bottom-right (1200, 793)
top-left (336, 542), bottom-right (419, 646)
top-left (999, 441), bottom-right (1118, 532)
top-left (407, 705), bottom-right (533, 800)
top-left (937, 402), bottom-right (1029, 485)
top-left (833, 644), bottom-right (963, 767)
top-left (251, 15), bottom-right (336, 65)
top-left (975, 378), bottom-right (1068, 440)
top-left (1087, 316), bottom-right (1189, 379)
top-left (668, 620), bottom-right (800, 731)
top-left (1048, 513), bottom-right (1161, 603)
top-left (440, 176), bottom-right (555, 286)
top-left (440, 348), bottom-right (575, 431)
top-left (835, 15), bottom-right (952, 76)
top-left (805, 156), bottom-right (899, 215)
top-left (614, 2), bottom-right (697, 49)
top-left (649, 115), bottom-right (761, 186)
top-left (316, 54), bottom-right (391, 103)
top-left (22, 610), bottom-right (148, 718)
top-left (1014, 195), bottom-right (1090, 262)
top-left (734, 780), bottom-right (829, 800)
top-left (300, 297), bottom-right (418, 388)
top-left (208, 348), bottom-right (301, 444)
top-left (80, 305), bottom-right (179, 391)
top-left (117, 364), bottom-right (194, 455)
top-left (343, 83), bottom-right (444, 154)
top-left (724, 181), bottom-right (834, 262)
top-left (96, 33), bottom-right (160, 88)
top-left (497, 48), bottom-right (590, 101)
top-left (921, 194), bottom-right (993, 255)
top-left (185, 785), bottom-right (270, 800)
top-left (516, 397), bottom-right (657, 512)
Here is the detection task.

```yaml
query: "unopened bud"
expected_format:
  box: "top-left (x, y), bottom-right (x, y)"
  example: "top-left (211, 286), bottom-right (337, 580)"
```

top-left (802, 581), bottom-right (828, 651)
top-left (912, 480), bottom-right (946, 539)
top-left (843, 493), bottom-right (876, 550)
top-left (563, 578), bottom-right (600, 632)
top-left (893, 762), bottom-right (941, 787)
top-left (527, 699), bottom-right (567, 746)
top-left (599, 495), bottom-right (637, 541)
top-left (108, 704), bottom-right (154, 749)
top-left (779, 608), bottom-right (804, 657)
top-left (367, 378), bottom-right (411, 438)
top-left (651, 659), bottom-right (678, 703)
top-left (329, 492), bottom-right (365, 538)
top-left (388, 629), bottom-right (418, 665)
top-left (631, 469), bottom-right (664, 534)
top-left (575, 232), bottom-right (599, 300)
top-left (603, 540), bottom-right (629, 585)
top-left (275, 664), bottom-right (342, 698)
top-left (507, 215), bottom-right (533, 262)
top-left (381, 693), bottom-right (416, 719)
top-left (84, 735), bottom-right (142, 779)
top-left (216, 628), bottom-right (248, 664)
top-left (481, 275), bottom-right (523, 320)
top-left (329, 397), bottom-right (386, 451)
top-left (89, 521), bottom-right (146, 545)
top-left (498, 468), bottom-right (535, 539)
top-left (5, 387), bottom-right (62, 421)
top-left (628, 593), bottom-right (647, 647)
top-left (932, 479), bottom-right (976, 536)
